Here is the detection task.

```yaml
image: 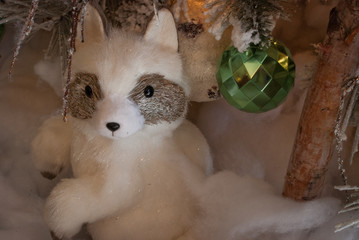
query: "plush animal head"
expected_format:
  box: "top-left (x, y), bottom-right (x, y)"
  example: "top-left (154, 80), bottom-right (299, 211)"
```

top-left (68, 5), bottom-right (189, 139)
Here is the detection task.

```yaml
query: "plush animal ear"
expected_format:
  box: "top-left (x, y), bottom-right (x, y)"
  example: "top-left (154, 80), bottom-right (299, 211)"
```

top-left (144, 9), bottom-right (178, 51)
top-left (76, 4), bottom-right (106, 48)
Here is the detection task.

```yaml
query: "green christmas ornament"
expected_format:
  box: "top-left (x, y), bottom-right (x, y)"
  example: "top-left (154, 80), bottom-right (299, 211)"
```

top-left (216, 40), bottom-right (295, 113)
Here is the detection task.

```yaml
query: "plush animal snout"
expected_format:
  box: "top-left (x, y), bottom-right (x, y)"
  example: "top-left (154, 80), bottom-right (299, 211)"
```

top-left (93, 97), bottom-right (145, 139)
top-left (106, 122), bottom-right (120, 132)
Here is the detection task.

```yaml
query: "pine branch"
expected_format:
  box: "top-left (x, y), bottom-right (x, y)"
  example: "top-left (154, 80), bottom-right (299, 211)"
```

top-left (205, 0), bottom-right (288, 51)
top-left (104, 0), bottom-right (171, 33)
top-left (335, 218), bottom-right (359, 233)
top-left (233, 0), bottom-right (282, 42)
top-left (335, 185), bottom-right (359, 232)
top-left (0, 0), bottom-right (74, 75)
top-left (0, 0), bottom-right (91, 75)
top-left (0, 0), bottom-right (72, 32)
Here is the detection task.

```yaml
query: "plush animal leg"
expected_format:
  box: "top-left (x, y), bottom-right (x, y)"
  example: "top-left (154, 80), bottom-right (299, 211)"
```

top-left (44, 168), bottom-right (141, 238)
top-left (32, 116), bottom-right (72, 179)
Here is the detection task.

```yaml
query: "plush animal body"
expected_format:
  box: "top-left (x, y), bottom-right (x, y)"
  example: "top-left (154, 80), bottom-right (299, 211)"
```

top-left (32, 5), bottom-right (212, 240)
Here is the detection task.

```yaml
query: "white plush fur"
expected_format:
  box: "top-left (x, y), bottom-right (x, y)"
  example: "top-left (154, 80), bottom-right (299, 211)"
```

top-left (93, 97), bottom-right (145, 138)
top-left (32, 6), bottom-right (212, 240)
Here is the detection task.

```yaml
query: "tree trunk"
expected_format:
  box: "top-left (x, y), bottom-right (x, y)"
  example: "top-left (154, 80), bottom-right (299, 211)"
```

top-left (283, 0), bottom-right (359, 201)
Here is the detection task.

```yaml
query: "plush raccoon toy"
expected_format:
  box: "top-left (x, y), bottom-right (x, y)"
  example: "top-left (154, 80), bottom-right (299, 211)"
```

top-left (32, 5), bottom-right (212, 240)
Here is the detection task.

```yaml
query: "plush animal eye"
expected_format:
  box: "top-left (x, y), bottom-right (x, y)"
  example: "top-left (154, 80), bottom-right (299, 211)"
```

top-left (68, 73), bottom-right (102, 119)
top-left (85, 85), bottom-right (93, 98)
top-left (130, 74), bottom-right (187, 125)
top-left (144, 85), bottom-right (154, 98)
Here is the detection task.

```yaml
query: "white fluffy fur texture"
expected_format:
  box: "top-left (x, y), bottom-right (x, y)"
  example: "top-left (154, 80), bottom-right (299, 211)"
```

top-left (34, 58), bottom-right (63, 97)
top-left (32, 6), bottom-right (212, 240)
top-left (93, 97), bottom-right (145, 138)
top-left (192, 171), bottom-right (340, 240)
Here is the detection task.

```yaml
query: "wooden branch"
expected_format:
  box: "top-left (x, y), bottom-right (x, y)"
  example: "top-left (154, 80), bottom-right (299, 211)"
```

top-left (283, 0), bottom-right (359, 201)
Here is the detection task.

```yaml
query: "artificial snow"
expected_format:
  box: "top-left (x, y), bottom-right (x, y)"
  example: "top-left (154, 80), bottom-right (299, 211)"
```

top-left (230, 17), bottom-right (261, 53)
top-left (1, 1), bottom-right (359, 239)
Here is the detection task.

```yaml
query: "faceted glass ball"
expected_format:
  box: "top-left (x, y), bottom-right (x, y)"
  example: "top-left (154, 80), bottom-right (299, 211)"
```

top-left (216, 41), bottom-right (295, 113)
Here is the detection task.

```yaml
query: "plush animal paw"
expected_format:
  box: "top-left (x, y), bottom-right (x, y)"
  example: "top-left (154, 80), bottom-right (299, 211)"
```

top-left (44, 179), bottom-right (87, 238)
top-left (32, 116), bottom-right (72, 179)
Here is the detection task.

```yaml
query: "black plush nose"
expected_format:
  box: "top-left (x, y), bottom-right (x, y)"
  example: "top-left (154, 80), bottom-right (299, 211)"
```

top-left (106, 122), bottom-right (120, 132)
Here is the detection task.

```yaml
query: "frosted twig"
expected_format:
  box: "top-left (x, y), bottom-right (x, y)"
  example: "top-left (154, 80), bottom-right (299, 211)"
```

top-left (335, 218), bottom-right (359, 232)
top-left (1, 0), bottom-right (74, 76)
top-left (344, 199), bottom-right (359, 209)
top-left (333, 78), bottom-right (359, 204)
top-left (349, 123), bottom-right (359, 165)
top-left (335, 184), bottom-right (359, 232)
top-left (340, 78), bottom-right (359, 134)
top-left (333, 77), bottom-right (359, 203)
top-left (8, 0), bottom-right (39, 80)
top-left (335, 185), bottom-right (359, 191)
top-left (204, 0), bottom-right (286, 49)
top-left (339, 205), bottom-right (359, 214)
top-left (63, 0), bottom-right (83, 122)
top-left (0, 1), bottom-right (72, 32)
top-left (334, 85), bottom-right (350, 192)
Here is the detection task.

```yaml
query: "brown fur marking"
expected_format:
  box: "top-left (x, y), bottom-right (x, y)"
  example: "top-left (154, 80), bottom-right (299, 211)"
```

top-left (130, 74), bottom-right (187, 124)
top-left (68, 73), bottom-right (103, 119)
top-left (178, 22), bottom-right (204, 38)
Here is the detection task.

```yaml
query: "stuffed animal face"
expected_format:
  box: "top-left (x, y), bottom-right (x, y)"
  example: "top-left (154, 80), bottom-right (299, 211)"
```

top-left (68, 6), bottom-right (189, 139)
